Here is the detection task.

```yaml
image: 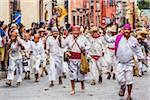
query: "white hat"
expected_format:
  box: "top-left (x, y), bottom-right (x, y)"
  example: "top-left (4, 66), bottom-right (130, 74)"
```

top-left (98, 28), bottom-right (103, 33)
top-left (13, 29), bottom-right (19, 34)
top-left (90, 26), bottom-right (98, 32)
top-left (106, 27), bottom-right (112, 33)
top-left (11, 23), bottom-right (17, 27)
top-left (52, 27), bottom-right (59, 32)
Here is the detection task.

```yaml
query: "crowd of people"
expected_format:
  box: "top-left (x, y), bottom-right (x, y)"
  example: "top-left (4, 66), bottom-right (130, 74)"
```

top-left (0, 17), bottom-right (150, 100)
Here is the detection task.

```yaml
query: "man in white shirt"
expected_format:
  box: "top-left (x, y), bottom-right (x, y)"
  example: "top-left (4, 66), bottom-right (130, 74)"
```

top-left (38, 28), bottom-right (48, 77)
top-left (88, 26), bottom-right (105, 85)
top-left (6, 31), bottom-right (24, 86)
top-left (105, 24), bottom-right (144, 100)
top-left (63, 26), bottom-right (90, 95)
top-left (30, 34), bottom-right (44, 82)
top-left (21, 33), bottom-right (32, 79)
top-left (105, 27), bottom-right (117, 80)
top-left (46, 27), bottom-right (63, 87)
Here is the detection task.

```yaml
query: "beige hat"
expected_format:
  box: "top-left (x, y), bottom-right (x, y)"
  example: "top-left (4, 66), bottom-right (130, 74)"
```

top-left (80, 26), bottom-right (84, 33)
top-left (106, 27), bottom-right (112, 33)
top-left (98, 27), bottom-right (103, 33)
top-left (38, 28), bottom-right (46, 33)
top-left (11, 23), bottom-right (17, 27)
top-left (136, 28), bottom-right (149, 35)
top-left (90, 26), bottom-right (98, 32)
top-left (137, 35), bottom-right (144, 39)
top-left (110, 25), bottom-right (116, 32)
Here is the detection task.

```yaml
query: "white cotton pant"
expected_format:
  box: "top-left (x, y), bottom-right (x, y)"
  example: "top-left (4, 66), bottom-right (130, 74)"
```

top-left (54, 56), bottom-right (63, 78)
top-left (63, 61), bottom-right (68, 74)
top-left (31, 55), bottom-right (41, 74)
top-left (68, 59), bottom-right (84, 81)
top-left (7, 58), bottom-right (23, 82)
top-left (23, 59), bottom-right (31, 72)
top-left (47, 55), bottom-right (56, 81)
top-left (138, 61), bottom-right (143, 76)
top-left (116, 62), bottom-right (133, 85)
top-left (106, 52), bottom-right (116, 74)
top-left (89, 58), bottom-right (103, 81)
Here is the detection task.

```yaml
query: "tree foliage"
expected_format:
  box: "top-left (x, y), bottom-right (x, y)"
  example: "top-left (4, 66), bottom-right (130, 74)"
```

top-left (137, 0), bottom-right (150, 9)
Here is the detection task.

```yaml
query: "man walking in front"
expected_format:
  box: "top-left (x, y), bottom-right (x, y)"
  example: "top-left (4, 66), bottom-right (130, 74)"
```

top-left (105, 24), bottom-right (144, 100)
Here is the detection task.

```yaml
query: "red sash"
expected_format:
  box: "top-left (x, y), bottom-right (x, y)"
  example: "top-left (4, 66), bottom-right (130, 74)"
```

top-left (70, 52), bottom-right (81, 59)
top-left (108, 47), bottom-right (115, 51)
top-left (91, 55), bottom-right (101, 61)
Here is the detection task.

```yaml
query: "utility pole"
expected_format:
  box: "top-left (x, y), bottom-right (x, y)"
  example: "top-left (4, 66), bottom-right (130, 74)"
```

top-left (132, 1), bottom-right (135, 29)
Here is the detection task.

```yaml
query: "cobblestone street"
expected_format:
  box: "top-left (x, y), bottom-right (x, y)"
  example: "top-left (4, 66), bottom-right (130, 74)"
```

top-left (0, 72), bottom-right (149, 100)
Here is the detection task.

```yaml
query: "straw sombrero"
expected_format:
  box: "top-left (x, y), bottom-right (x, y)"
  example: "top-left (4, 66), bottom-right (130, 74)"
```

top-left (136, 28), bottom-right (149, 35)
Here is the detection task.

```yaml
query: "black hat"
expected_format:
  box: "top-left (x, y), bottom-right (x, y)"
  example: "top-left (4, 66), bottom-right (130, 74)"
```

top-left (0, 21), bottom-right (4, 27)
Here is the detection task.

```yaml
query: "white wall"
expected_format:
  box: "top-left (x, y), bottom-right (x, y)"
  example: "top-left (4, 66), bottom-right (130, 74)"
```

top-left (0, 0), bottom-right (10, 24)
top-left (20, 0), bottom-right (39, 28)
top-left (43, 0), bottom-right (52, 23)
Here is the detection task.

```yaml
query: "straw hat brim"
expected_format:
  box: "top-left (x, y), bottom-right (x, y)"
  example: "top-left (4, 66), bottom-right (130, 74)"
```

top-left (136, 30), bottom-right (150, 35)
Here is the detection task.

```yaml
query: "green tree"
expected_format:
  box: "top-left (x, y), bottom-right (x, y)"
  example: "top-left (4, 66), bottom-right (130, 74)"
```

top-left (137, 0), bottom-right (150, 9)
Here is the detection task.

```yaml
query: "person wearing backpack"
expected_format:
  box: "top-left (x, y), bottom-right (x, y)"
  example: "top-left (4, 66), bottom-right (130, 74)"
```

top-left (104, 24), bottom-right (144, 100)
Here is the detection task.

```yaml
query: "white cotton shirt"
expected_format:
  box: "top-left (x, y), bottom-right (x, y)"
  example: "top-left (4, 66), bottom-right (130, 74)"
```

top-left (46, 36), bottom-right (63, 57)
top-left (88, 36), bottom-right (104, 56)
top-left (105, 34), bottom-right (144, 63)
top-left (21, 40), bottom-right (32, 52)
top-left (31, 41), bottom-right (44, 58)
top-left (9, 42), bottom-right (22, 60)
top-left (64, 34), bottom-right (90, 53)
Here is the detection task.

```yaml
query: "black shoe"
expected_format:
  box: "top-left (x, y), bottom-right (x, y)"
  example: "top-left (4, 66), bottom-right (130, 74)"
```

top-left (142, 71), bottom-right (144, 75)
top-left (119, 84), bottom-right (126, 97)
top-left (98, 75), bottom-right (102, 83)
top-left (24, 76), bottom-right (27, 79)
top-left (91, 81), bottom-right (96, 85)
top-left (112, 73), bottom-right (116, 80)
top-left (6, 82), bottom-right (12, 86)
top-left (40, 74), bottom-right (43, 77)
top-left (28, 75), bottom-right (30, 80)
top-left (45, 70), bottom-right (48, 75)
top-left (49, 83), bottom-right (54, 87)
top-left (24, 72), bottom-right (27, 79)
top-left (63, 73), bottom-right (67, 78)
top-left (59, 77), bottom-right (63, 85)
top-left (107, 72), bottom-right (111, 79)
top-left (63, 75), bottom-right (67, 78)
top-left (139, 75), bottom-right (142, 77)
top-left (16, 82), bottom-right (21, 86)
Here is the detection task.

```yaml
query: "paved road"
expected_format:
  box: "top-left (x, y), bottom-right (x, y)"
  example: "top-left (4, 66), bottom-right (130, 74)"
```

top-left (0, 71), bottom-right (149, 100)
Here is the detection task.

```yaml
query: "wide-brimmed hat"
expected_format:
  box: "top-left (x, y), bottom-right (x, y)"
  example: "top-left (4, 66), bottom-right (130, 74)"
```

top-left (137, 35), bottom-right (144, 40)
top-left (52, 27), bottom-right (59, 32)
top-left (38, 28), bottom-right (46, 32)
top-left (106, 26), bottom-right (116, 33)
top-left (110, 25), bottom-right (117, 32)
top-left (136, 28), bottom-right (149, 35)
top-left (11, 23), bottom-right (17, 27)
top-left (90, 26), bottom-right (98, 32)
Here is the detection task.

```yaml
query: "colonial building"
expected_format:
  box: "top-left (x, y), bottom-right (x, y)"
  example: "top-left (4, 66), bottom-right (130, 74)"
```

top-left (0, 0), bottom-right (117, 28)
top-left (70, 0), bottom-right (116, 27)
top-left (0, 0), bottom-right (66, 28)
